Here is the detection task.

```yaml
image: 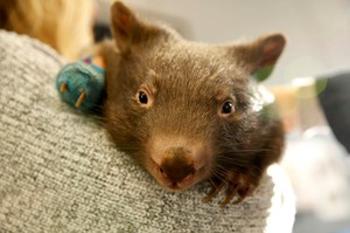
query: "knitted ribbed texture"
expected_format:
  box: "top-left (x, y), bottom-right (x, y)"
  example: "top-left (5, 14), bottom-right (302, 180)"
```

top-left (0, 31), bottom-right (295, 233)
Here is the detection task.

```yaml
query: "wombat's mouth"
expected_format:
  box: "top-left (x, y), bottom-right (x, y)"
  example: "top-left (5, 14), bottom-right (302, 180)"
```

top-left (165, 171), bottom-right (196, 192)
top-left (162, 172), bottom-right (197, 191)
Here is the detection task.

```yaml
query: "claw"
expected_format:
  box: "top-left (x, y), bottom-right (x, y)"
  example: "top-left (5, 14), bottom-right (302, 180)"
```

top-left (59, 83), bottom-right (68, 93)
top-left (220, 183), bottom-right (238, 208)
top-left (233, 197), bottom-right (245, 205)
top-left (203, 170), bottom-right (258, 207)
top-left (75, 91), bottom-right (86, 108)
top-left (202, 181), bottom-right (224, 203)
top-left (233, 185), bottom-right (253, 204)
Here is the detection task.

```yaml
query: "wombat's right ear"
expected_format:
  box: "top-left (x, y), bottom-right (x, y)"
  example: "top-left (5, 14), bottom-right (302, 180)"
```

top-left (231, 34), bottom-right (286, 82)
top-left (111, 1), bottom-right (162, 53)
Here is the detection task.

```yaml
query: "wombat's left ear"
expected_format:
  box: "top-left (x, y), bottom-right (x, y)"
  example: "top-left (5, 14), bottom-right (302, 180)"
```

top-left (110, 1), bottom-right (164, 53)
top-left (232, 33), bottom-right (286, 82)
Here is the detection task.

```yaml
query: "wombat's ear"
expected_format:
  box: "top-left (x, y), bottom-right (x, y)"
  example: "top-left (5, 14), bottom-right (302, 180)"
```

top-left (110, 1), bottom-right (163, 53)
top-left (232, 34), bottom-right (286, 82)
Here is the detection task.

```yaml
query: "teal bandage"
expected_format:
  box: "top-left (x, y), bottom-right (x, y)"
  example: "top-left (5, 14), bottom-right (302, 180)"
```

top-left (56, 57), bottom-right (105, 112)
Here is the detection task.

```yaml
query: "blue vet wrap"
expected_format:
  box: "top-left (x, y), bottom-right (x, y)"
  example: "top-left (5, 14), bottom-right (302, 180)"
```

top-left (56, 58), bottom-right (105, 112)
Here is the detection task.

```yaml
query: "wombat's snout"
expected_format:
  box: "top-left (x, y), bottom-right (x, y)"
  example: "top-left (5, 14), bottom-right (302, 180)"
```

top-left (148, 136), bottom-right (212, 190)
top-left (159, 147), bottom-right (196, 187)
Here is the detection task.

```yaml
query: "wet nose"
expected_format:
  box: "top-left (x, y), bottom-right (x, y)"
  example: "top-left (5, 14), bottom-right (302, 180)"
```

top-left (159, 147), bottom-right (195, 184)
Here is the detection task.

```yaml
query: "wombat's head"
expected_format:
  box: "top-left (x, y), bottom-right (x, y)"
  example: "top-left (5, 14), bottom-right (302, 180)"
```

top-left (105, 2), bottom-right (285, 191)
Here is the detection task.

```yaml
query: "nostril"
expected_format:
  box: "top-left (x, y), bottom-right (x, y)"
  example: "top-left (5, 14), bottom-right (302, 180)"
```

top-left (191, 168), bottom-right (196, 175)
top-left (190, 167), bottom-right (197, 175)
top-left (159, 167), bottom-right (168, 179)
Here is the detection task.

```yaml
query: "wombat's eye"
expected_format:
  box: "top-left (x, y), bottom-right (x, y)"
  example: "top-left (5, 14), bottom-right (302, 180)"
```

top-left (220, 100), bottom-right (235, 116)
top-left (138, 91), bottom-right (148, 104)
top-left (135, 85), bottom-right (154, 108)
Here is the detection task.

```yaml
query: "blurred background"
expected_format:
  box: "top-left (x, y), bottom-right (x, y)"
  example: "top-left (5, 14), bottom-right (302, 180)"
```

top-left (97, 0), bottom-right (350, 85)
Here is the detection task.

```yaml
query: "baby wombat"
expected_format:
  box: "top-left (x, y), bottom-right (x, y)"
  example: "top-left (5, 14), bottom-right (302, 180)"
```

top-left (100, 1), bottom-right (285, 206)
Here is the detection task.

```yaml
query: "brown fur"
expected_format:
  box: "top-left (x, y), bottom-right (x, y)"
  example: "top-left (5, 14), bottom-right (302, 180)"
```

top-left (100, 2), bottom-right (285, 205)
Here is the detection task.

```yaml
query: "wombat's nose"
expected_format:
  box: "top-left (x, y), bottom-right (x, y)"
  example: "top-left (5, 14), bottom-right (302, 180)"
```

top-left (159, 147), bottom-right (195, 184)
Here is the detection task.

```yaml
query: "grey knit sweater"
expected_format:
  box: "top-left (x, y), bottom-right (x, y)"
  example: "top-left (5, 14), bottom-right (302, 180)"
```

top-left (0, 31), bottom-right (295, 233)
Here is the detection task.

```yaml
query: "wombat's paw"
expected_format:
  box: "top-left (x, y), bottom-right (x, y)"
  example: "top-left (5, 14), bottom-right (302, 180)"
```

top-left (202, 172), bottom-right (258, 207)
